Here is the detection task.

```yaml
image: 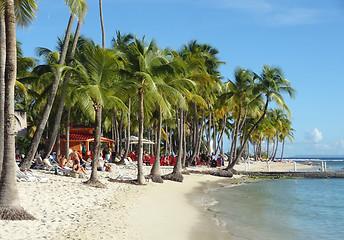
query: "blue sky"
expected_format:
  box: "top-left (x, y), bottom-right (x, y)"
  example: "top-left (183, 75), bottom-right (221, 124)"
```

top-left (16, 0), bottom-right (344, 157)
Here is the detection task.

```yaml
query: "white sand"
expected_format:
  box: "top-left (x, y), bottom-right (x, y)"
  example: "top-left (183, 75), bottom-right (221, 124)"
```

top-left (0, 161), bottom-right (314, 240)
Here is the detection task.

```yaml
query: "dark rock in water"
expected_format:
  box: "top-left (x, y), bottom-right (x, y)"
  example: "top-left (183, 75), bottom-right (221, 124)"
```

top-left (238, 171), bottom-right (344, 179)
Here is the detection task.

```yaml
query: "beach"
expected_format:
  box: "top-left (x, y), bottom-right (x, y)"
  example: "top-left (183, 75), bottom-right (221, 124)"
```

top-left (0, 161), bottom-right (313, 240)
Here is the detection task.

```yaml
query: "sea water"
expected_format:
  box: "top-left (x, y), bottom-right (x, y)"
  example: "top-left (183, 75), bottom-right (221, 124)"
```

top-left (192, 159), bottom-right (344, 240)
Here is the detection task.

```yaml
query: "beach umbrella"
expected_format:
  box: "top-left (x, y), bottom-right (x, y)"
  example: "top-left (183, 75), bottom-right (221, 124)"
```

top-left (121, 136), bottom-right (155, 144)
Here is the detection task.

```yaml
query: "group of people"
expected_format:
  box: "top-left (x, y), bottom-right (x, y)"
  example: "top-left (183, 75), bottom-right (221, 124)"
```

top-left (53, 148), bottom-right (113, 176)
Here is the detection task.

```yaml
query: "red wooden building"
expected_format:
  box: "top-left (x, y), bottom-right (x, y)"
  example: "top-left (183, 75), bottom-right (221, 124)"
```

top-left (52, 126), bottom-right (114, 158)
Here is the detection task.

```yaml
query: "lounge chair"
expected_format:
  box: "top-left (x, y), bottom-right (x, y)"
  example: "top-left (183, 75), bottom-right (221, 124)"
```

top-left (16, 165), bottom-right (49, 182)
top-left (114, 164), bottom-right (135, 180)
top-left (124, 158), bottom-right (137, 169)
top-left (55, 165), bottom-right (72, 176)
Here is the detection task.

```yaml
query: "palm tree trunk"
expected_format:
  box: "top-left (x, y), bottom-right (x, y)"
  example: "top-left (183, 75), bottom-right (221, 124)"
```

top-left (182, 111), bottom-right (187, 168)
top-left (163, 108), bottom-right (183, 182)
top-left (226, 100), bottom-right (269, 171)
top-left (43, 20), bottom-right (82, 159)
top-left (56, 127), bottom-right (61, 156)
top-left (112, 107), bottom-right (119, 159)
top-left (0, 0), bottom-right (35, 220)
top-left (280, 140), bottom-right (285, 161)
top-left (22, 14), bottom-right (75, 169)
top-left (150, 105), bottom-right (163, 183)
top-left (118, 110), bottom-right (123, 153)
top-left (272, 134), bottom-right (279, 161)
top-left (207, 111), bottom-right (211, 154)
top-left (137, 88), bottom-right (145, 184)
top-left (65, 108), bottom-right (70, 157)
top-left (215, 115), bottom-right (226, 155)
top-left (123, 98), bottom-right (131, 160)
top-left (0, 13), bottom-right (5, 176)
top-left (99, 0), bottom-right (105, 48)
top-left (85, 103), bottom-right (105, 188)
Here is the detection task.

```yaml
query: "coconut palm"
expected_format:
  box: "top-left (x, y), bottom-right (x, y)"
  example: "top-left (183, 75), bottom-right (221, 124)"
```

top-left (73, 42), bottom-right (127, 187)
top-left (0, 0), bottom-right (38, 220)
top-left (99, 0), bottom-right (105, 48)
top-left (149, 52), bottom-right (190, 183)
top-left (0, 0), bottom-right (38, 176)
top-left (123, 36), bottom-right (183, 184)
top-left (224, 65), bottom-right (295, 172)
top-left (21, 0), bottom-right (87, 169)
top-left (43, 20), bottom-right (84, 159)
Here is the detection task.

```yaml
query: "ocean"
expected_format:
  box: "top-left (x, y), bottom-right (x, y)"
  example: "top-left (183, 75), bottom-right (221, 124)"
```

top-left (191, 159), bottom-right (344, 240)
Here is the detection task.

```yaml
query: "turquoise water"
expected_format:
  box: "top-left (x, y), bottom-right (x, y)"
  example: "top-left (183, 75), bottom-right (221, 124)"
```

top-left (197, 160), bottom-right (344, 240)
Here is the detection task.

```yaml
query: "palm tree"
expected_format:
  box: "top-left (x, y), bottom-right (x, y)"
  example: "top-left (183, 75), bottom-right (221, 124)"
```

top-left (125, 36), bottom-right (170, 184)
top-left (224, 65), bottom-right (295, 172)
top-left (0, 0), bottom-right (36, 220)
top-left (149, 51), bottom-right (189, 183)
top-left (21, 0), bottom-right (87, 169)
top-left (0, 11), bottom-right (5, 175)
top-left (99, 0), bottom-right (105, 48)
top-left (74, 43), bottom-right (126, 187)
top-left (0, 0), bottom-right (38, 177)
top-left (43, 20), bottom-right (85, 159)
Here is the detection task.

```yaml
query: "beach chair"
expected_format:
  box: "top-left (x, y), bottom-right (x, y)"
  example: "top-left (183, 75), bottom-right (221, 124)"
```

top-left (42, 158), bottom-right (59, 171)
top-left (16, 165), bottom-right (49, 182)
top-left (114, 165), bottom-right (135, 180)
top-left (55, 165), bottom-right (72, 176)
top-left (32, 155), bottom-right (46, 170)
top-left (124, 158), bottom-right (137, 169)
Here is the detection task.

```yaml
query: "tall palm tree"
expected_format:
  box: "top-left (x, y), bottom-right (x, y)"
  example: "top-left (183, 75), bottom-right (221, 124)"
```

top-left (224, 65), bottom-right (295, 172)
top-left (0, 0), bottom-right (38, 177)
top-left (149, 52), bottom-right (189, 183)
top-left (99, 0), bottom-right (105, 48)
top-left (0, 0), bottom-right (36, 220)
top-left (125, 36), bottom-right (169, 184)
top-left (43, 20), bottom-right (85, 159)
top-left (74, 43), bottom-right (126, 187)
top-left (0, 11), bottom-right (5, 175)
top-left (21, 0), bottom-right (87, 169)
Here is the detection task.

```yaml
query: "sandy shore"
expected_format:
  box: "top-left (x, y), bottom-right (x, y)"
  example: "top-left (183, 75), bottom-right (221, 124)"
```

top-left (0, 161), bottom-right (314, 240)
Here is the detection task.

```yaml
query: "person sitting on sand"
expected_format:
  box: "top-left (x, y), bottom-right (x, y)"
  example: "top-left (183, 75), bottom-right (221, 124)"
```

top-left (97, 155), bottom-right (112, 172)
top-left (70, 150), bottom-right (88, 175)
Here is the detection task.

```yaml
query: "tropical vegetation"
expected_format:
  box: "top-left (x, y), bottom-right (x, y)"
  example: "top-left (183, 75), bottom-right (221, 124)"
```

top-left (0, 0), bottom-right (295, 220)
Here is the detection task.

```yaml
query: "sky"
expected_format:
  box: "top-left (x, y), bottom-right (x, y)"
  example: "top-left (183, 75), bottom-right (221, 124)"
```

top-left (16, 0), bottom-right (344, 157)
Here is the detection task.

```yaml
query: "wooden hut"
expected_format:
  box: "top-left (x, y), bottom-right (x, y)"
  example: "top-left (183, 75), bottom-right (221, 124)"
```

top-left (52, 126), bottom-right (114, 158)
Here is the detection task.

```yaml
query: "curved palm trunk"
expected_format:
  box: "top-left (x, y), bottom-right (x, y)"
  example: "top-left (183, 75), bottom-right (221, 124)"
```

top-left (112, 107), bottom-right (120, 160)
top-left (0, 0), bottom-right (34, 220)
top-left (0, 13), bottom-right (5, 176)
top-left (150, 105), bottom-right (163, 183)
top-left (85, 103), bottom-right (105, 188)
top-left (99, 0), bottom-right (105, 48)
top-left (43, 20), bottom-right (82, 159)
top-left (280, 140), bottom-right (285, 161)
top-left (164, 108), bottom-right (184, 182)
top-left (65, 108), bottom-right (70, 157)
top-left (272, 134), bottom-right (279, 161)
top-left (182, 111), bottom-right (187, 168)
top-left (22, 14), bottom-right (75, 169)
top-left (123, 98), bottom-right (131, 160)
top-left (226, 100), bottom-right (269, 171)
top-left (137, 88), bottom-right (145, 184)
top-left (215, 115), bottom-right (227, 155)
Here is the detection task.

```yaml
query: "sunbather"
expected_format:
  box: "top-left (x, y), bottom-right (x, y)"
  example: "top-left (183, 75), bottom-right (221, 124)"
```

top-left (71, 150), bottom-right (88, 175)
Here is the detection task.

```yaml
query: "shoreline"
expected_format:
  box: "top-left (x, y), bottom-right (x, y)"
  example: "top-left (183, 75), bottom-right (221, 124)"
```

top-left (1, 162), bottom-right (314, 240)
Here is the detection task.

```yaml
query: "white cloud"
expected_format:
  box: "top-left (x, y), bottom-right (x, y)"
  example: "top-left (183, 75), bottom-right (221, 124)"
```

top-left (265, 8), bottom-right (320, 26)
top-left (336, 139), bottom-right (344, 148)
top-left (214, 0), bottom-right (272, 13)
top-left (304, 128), bottom-right (323, 143)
